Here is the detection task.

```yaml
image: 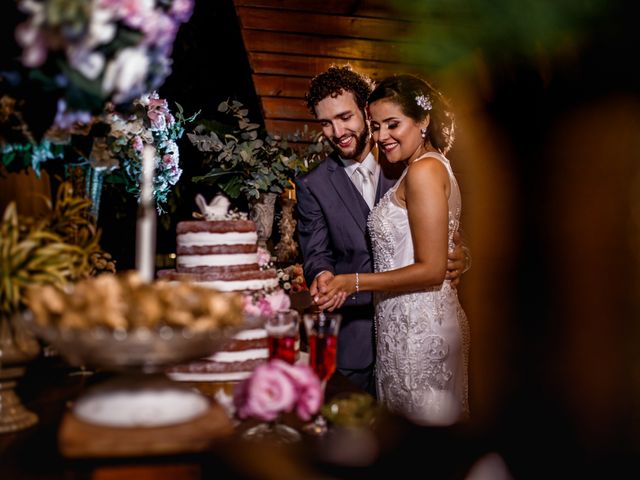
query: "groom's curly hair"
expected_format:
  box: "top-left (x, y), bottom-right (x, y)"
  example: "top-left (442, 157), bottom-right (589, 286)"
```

top-left (306, 65), bottom-right (374, 116)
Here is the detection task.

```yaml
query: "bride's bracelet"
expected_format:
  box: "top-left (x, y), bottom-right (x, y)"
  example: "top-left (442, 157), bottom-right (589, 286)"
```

top-left (461, 246), bottom-right (472, 274)
top-left (355, 272), bottom-right (360, 295)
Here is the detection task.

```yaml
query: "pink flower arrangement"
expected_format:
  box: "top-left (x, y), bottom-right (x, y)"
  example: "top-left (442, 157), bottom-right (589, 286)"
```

top-left (15, 0), bottom-right (194, 116)
top-left (91, 91), bottom-right (197, 212)
top-left (242, 289), bottom-right (291, 319)
top-left (277, 263), bottom-right (309, 294)
top-left (256, 246), bottom-right (272, 268)
top-left (234, 359), bottom-right (322, 422)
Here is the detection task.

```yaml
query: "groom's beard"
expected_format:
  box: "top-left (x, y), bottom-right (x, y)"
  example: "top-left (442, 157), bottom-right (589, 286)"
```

top-left (329, 124), bottom-right (370, 160)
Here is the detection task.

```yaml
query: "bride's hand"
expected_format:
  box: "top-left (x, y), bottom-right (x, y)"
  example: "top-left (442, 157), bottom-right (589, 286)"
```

top-left (316, 274), bottom-right (355, 310)
top-left (313, 290), bottom-right (346, 312)
top-left (313, 273), bottom-right (347, 311)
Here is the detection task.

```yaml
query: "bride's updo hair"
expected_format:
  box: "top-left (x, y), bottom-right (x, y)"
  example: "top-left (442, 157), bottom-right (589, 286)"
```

top-left (367, 74), bottom-right (455, 154)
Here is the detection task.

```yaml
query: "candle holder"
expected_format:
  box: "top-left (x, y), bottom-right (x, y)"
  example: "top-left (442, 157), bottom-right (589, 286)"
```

top-left (274, 190), bottom-right (299, 263)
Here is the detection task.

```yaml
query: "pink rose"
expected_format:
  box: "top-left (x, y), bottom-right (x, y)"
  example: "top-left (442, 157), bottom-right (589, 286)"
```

top-left (256, 296), bottom-right (274, 318)
top-left (165, 112), bottom-right (175, 127)
top-left (256, 247), bottom-right (271, 267)
top-left (242, 294), bottom-right (263, 318)
top-left (131, 135), bottom-right (144, 153)
top-left (266, 289), bottom-right (291, 313)
top-left (233, 362), bottom-right (297, 421)
top-left (274, 361), bottom-right (323, 421)
top-left (170, 0), bottom-right (195, 22)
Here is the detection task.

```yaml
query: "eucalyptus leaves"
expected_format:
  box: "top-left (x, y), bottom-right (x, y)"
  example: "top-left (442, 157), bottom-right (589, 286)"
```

top-left (187, 100), bottom-right (329, 201)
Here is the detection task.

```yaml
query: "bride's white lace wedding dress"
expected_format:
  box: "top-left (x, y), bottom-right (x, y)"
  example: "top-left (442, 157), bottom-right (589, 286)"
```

top-left (368, 152), bottom-right (470, 426)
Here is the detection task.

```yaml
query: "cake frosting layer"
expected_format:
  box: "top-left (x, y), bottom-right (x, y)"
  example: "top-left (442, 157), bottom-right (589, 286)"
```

top-left (189, 278), bottom-right (279, 292)
top-left (177, 244), bottom-right (257, 255)
top-left (206, 347), bottom-right (268, 363)
top-left (177, 220), bottom-right (256, 234)
top-left (233, 328), bottom-right (268, 341)
top-left (168, 357), bottom-right (266, 375)
top-left (177, 252), bottom-right (258, 269)
top-left (177, 230), bottom-right (258, 247)
top-left (167, 371), bottom-right (252, 382)
top-left (158, 268), bottom-right (279, 292)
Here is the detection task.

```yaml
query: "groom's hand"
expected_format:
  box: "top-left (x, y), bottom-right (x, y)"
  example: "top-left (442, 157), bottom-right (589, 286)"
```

top-left (446, 231), bottom-right (465, 288)
top-left (311, 271), bottom-right (342, 311)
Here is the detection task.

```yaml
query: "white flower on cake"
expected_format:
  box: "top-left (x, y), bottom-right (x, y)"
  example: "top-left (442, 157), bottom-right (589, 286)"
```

top-left (195, 193), bottom-right (231, 221)
top-left (194, 193), bottom-right (248, 221)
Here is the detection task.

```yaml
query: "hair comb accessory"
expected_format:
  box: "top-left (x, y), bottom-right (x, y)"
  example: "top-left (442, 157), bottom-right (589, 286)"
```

top-left (415, 94), bottom-right (432, 111)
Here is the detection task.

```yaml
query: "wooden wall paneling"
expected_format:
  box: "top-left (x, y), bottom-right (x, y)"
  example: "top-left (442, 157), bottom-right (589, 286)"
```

top-left (233, 0), bottom-right (427, 136)
top-left (252, 74), bottom-right (310, 98)
top-left (235, 7), bottom-right (414, 41)
top-left (248, 52), bottom-right (416, 80)
top-left (261, 97), bottom-right (313, 120)
top-left (265, 119), bottom-right (321, 138)
top-left (241, 30), bottom-right (412, 63)
top-left (233, 0), bottom-right (403, 20)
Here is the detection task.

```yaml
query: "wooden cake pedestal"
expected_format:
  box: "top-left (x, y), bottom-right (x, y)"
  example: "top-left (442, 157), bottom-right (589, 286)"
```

top-left (59, 401), bottom-right (232, 458)
top-left (58, 402), bottom-right (233, 480)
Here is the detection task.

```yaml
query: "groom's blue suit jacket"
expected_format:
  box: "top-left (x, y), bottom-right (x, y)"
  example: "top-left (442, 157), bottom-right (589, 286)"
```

top-left (295, 152), bottom-right (400, 370)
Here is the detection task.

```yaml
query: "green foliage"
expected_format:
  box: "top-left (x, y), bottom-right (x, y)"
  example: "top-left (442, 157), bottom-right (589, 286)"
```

top-left (0, 182), bottom-right (104, 316)
top-left (393, 0), bottom-right (608, 72)
top-left (1, 139), bottom-right (67, 177)
top-left (188, 100), bottom-right (330, 200)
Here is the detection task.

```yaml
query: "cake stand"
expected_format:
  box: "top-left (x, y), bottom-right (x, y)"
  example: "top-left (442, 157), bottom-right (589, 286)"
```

top-left (18, 311), bottom-right (247, 430)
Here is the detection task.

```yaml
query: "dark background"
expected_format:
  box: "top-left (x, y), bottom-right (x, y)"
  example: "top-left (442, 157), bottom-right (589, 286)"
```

top-left (2, 1), bottom-right (640, 477)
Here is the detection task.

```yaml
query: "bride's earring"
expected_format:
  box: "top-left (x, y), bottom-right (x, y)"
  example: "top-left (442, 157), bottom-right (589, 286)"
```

top-left (420, 127), bottom-right (427, 139)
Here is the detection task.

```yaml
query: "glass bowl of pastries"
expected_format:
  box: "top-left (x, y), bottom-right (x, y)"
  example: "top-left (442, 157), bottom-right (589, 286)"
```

top-left (21, 271), bottom-right (249, 372)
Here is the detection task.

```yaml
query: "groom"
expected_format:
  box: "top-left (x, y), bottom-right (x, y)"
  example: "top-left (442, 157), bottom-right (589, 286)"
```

top-left (295, 65), bottom-right (465, 395)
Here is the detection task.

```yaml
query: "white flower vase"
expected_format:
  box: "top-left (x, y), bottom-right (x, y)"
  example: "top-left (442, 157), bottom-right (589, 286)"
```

top-left (64, 164), bottom-right (105, 221)
top-left (84, 167), bottom-right (105, 221)
top-left (250, 192), bottom-right (277, 249)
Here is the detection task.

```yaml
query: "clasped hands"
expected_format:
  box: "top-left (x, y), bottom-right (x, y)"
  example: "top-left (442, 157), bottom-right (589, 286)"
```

top-left (310, 232), bottom-right (469, 312)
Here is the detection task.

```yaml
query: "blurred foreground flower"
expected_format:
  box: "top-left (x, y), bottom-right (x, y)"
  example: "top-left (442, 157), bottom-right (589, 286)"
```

top-left (14, 0), bottom-right (194, 128)
top-left (233, 359), bottom-right (322, 422)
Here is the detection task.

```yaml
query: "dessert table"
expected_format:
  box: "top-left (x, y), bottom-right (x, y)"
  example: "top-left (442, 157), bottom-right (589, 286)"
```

top-left (0, 353), bottom-right (364, 480)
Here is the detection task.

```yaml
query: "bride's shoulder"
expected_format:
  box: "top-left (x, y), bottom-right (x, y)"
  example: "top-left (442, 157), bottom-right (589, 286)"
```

top-left (407, 155), bottom-right (448, 177)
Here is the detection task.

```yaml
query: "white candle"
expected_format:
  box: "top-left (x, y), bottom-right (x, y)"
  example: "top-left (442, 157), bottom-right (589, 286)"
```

top-left (135, 145), bottom-right (157, 283)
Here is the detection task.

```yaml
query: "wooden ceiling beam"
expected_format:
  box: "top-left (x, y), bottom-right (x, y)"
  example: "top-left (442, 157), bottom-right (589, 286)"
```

top-left (252, 74), bottom-right (311, 98)
top-left (265, 119), bottom-right (321, 138)
top-left (248, 52), bottom-right (424, 80)
top-left (233, 0), bottom-right (401, 20)
top-left (235, 6), bottom-right (414, 41)
top-left (261, 97), bottom-right (313, 121)
top-left (241, 30), bottom-right (414, 63)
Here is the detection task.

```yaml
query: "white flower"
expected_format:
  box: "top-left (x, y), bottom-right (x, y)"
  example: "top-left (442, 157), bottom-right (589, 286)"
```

top-left (415, 94), bottom-right (432, 111)
top-left (86, 6), bottom-right (117, 49)
top-left (195, 193), bottom-right (231, 221)
top-left (102, 47), bottom-right (150, 102)
top-left (67, 47), bottom-right (105, 80)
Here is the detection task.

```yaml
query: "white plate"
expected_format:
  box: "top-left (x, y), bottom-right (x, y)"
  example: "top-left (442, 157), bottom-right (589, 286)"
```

top-left (73, 381), bottom-right (209, 428)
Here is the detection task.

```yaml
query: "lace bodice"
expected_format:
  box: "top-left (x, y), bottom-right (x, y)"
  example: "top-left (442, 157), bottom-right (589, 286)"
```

top-left (367, 152), bottom-right (469, 426)
top-left (368, 152), bottom-right (462, 273)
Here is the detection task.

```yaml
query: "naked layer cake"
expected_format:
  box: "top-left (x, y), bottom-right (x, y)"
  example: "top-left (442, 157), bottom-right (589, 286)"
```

top-left (161, 194), bottom-right (290, 383)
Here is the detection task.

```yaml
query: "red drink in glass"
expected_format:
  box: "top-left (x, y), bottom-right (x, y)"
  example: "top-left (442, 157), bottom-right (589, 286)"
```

top-left (266, 310), bottom-right (300, 364)
top-left (308, 333), bottom-right (337, 382)
top-left (268, 335), bottom-right (297, 364)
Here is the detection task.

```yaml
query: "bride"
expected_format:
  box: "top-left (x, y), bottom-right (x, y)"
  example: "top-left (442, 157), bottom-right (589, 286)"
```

top-left (319, 74), bottom-right (469, 426)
